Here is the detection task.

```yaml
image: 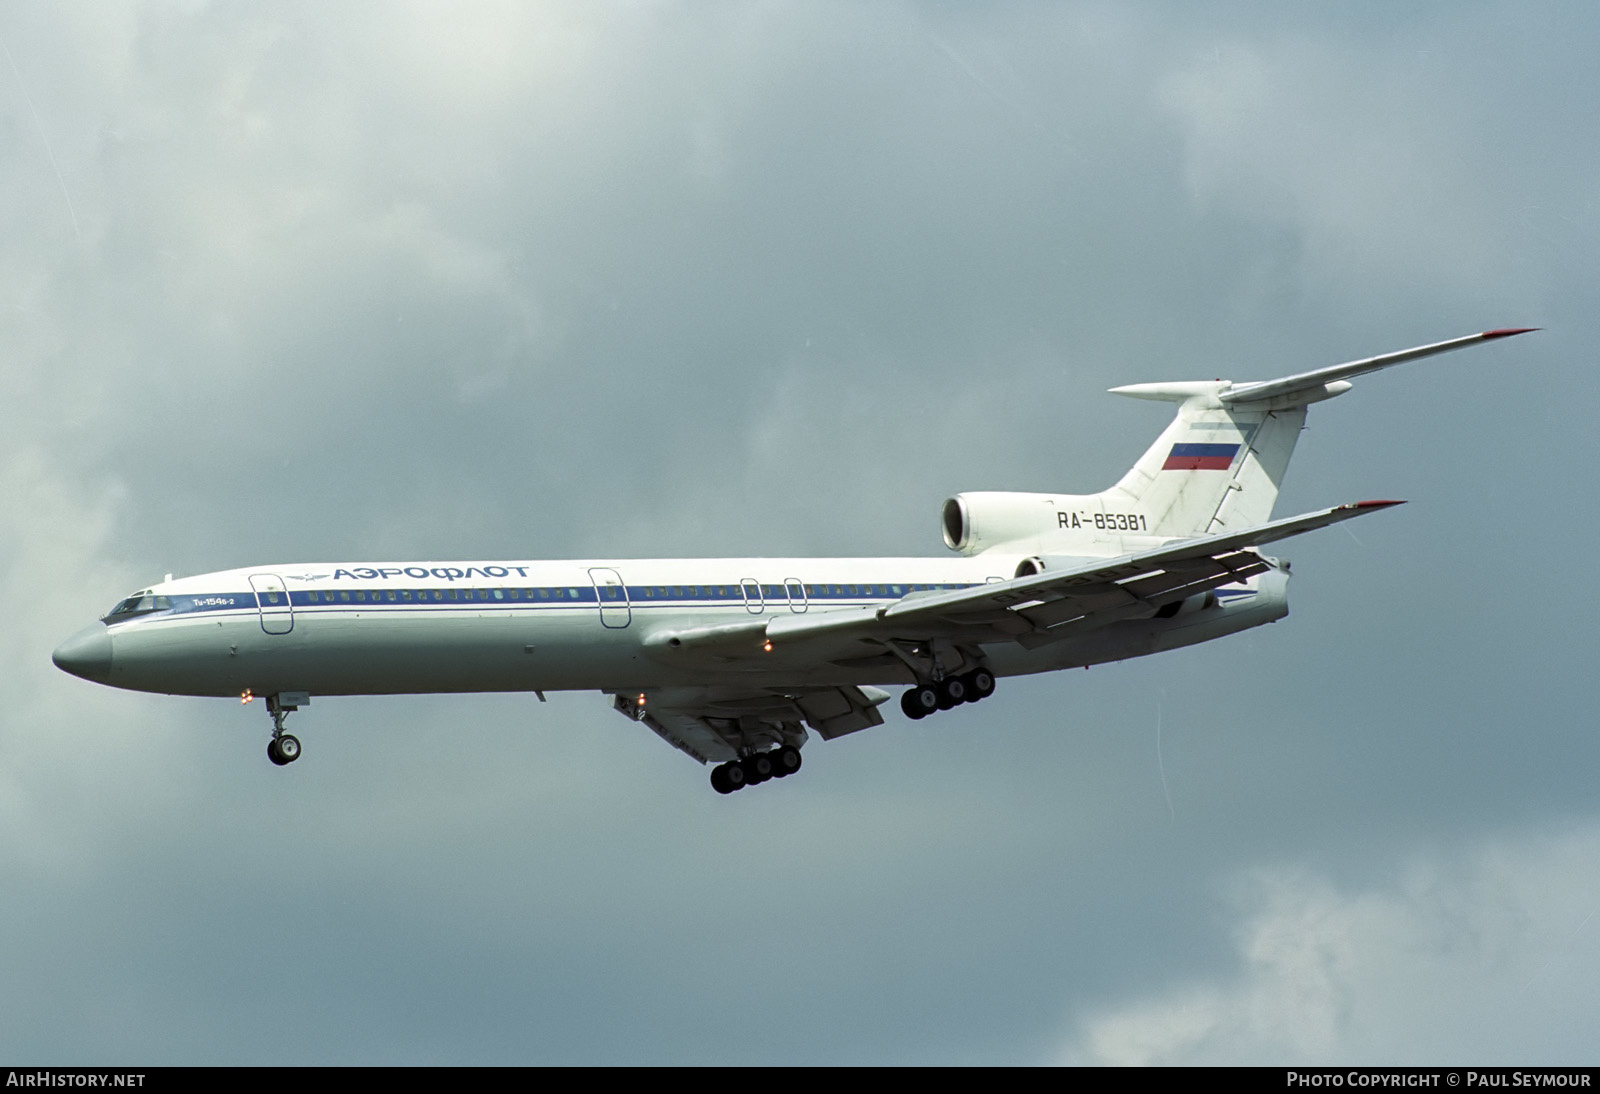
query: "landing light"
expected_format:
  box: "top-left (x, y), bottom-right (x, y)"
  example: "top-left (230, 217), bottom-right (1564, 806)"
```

top-left (763, 640), bottom-right (773, 652)
top-left (240, 689), bottom-right (254, 704)
top-left (636, 693), bottom-right (646, 707)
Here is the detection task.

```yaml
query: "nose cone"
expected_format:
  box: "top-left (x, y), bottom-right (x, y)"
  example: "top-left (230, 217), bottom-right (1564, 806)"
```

top-left (53, 624), bottom-right (112, 684)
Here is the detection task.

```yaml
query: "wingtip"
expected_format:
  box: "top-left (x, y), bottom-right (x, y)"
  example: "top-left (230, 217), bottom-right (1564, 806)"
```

top-left (1351, 499), bottom-right (1406, 509)
top-left (1482, 327), bottom-right (1540, 339)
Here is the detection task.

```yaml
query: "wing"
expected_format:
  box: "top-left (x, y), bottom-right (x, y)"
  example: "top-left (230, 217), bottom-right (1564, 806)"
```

top-left (646, 500), bottom-right (1403, 667)
top-left (611, 684), bottom-right (892, 764)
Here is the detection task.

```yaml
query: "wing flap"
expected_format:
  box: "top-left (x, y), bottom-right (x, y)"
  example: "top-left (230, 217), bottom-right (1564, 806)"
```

top-left (613, 684), bottom-right (892, 762)
top-left (794, 685), bottom-right (891, 740)
top-left (1012, 559), bottom-right (1273, 649)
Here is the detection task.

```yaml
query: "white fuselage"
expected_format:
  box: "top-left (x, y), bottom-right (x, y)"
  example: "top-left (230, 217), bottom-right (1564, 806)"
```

top-left (69, 553), bottom-right (1285, 701)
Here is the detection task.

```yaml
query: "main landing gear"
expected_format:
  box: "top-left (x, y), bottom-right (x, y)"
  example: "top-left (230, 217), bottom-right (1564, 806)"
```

top-left (264, 692), bottom-right (306, 766)
top-left (710, 745), bottom-right (802, 794)
top-left (900, 668), bottom-right (995, 720)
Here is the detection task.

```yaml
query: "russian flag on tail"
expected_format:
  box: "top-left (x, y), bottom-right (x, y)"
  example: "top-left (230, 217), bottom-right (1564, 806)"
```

top-left (1162, 442), bottom-right (1240, 471)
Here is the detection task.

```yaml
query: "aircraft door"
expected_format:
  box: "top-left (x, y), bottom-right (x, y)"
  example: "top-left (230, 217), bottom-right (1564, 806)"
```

top-left (740, 578), bottom-right (764, 614)
top-left (249, 573), bottom-right (294, 635)
top-left (784, 578), bottom-right (808, 613)
top-left (588, 568), bottom-right (631, 629)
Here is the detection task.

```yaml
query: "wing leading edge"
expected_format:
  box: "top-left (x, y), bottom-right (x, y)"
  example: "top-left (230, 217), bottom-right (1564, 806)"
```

top-left (646, 499), bottom-right (1403, 664)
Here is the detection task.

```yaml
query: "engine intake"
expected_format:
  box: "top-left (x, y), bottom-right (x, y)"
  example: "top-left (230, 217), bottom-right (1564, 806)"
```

top-left (941, 492), bottom-right (1067, 556)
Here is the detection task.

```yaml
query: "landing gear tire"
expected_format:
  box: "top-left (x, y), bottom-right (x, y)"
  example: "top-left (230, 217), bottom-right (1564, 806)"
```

top-left (901, 685), bottom-right (939, 720)
top-left (742, 752), bottom-right (774, 784)
top-left (964, 668), bottom-right (996, 701)
top-left (936, 676), bottom-right (968, 709)
top-left (772, 746), bottom-right (802, 777)
top-left (711, 761), bottom-right (747, 794)
top-left (712, 749), bottom-right (798, 793)
top-left (267, 734), bottom-right (301, 766)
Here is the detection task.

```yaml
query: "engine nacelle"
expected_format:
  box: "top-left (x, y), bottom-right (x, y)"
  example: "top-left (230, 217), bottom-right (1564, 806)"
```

top-left (942, 492), bottom-right (1070, 556)
top-left (1011, 554), bottom-right (1093, 579)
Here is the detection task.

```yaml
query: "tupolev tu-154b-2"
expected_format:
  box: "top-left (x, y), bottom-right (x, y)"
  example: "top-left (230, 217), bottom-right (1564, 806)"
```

top-left (53, 329), bottom-right (1534, 793)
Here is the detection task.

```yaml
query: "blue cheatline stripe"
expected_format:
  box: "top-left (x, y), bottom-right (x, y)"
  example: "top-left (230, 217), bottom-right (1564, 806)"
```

top-left (152, 581), bottom-right (988, 618)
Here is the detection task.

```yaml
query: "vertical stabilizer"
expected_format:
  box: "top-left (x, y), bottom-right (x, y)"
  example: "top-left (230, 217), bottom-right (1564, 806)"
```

top-left (1100, 393), bottom-right (1303, 537)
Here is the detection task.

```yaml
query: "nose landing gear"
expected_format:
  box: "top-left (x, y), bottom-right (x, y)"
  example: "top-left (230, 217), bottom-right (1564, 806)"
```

top-left (264, 692), bottom-right (309, 766)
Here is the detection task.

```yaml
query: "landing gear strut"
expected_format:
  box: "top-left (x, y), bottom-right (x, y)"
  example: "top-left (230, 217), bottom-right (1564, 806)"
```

top-left (265, 692), bottom-right (307, 766)
top-left (901, 668), bottom-right (995, 721)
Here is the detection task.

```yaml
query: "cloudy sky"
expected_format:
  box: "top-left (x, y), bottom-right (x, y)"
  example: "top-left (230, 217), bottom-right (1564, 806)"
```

top-left (3, 0), bottom-right (1596, 1065)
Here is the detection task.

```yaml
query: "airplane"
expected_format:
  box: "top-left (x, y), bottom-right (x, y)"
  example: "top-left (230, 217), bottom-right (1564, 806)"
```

top-left (52, 329), bottom-right (1534, 793)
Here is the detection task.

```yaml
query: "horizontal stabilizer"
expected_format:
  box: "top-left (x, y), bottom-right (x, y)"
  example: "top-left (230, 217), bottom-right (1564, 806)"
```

top-left (1107, 329), bottom-right (1535, 409)
top-left (1219, 328), bottom-right (1536, 406)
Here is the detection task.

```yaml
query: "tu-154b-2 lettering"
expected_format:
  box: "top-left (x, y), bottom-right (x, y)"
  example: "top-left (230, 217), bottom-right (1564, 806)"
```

top-left (53, 330), bottom-right (1534, 793)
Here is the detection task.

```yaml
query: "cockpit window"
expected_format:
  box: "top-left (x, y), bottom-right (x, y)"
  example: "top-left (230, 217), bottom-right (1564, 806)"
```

top-left (102, 592), bottom-right (172, 621)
